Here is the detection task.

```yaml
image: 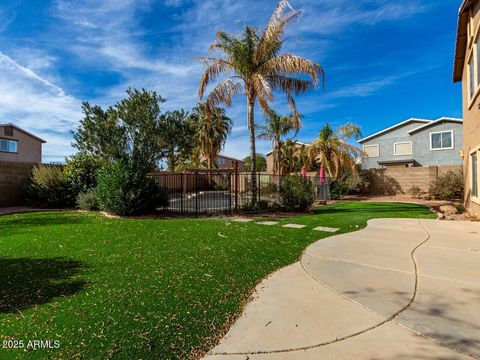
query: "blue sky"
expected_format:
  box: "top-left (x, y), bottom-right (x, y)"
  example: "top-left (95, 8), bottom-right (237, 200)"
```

top-left (0, 0), bottom-right (462, 163)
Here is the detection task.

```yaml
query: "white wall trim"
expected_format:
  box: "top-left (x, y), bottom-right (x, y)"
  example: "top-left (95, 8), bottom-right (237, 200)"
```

top-left (429, 130), bottom-right (455, 151)
top-left (393, 141), bottom-right (412, 156)
top-left (363, 144), bottom-right (379, 158)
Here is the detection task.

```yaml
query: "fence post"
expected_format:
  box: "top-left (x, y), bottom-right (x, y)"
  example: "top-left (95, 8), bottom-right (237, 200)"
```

top-left (234, 161), bottom-right (239, 211)
top-left (257, 172), bottom-right (261, 203)
top-left (180, 174), bottom-right (184, 214)
top-left (195, 172), bottom-right (199, 215)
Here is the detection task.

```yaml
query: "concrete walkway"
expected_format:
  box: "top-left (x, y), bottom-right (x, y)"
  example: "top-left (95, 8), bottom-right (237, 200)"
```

top-left (204, 219), bottom-right (480, 359)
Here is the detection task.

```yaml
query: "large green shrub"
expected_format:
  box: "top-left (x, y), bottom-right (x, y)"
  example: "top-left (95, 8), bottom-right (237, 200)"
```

top-left (96, 161), bottom-right (168, 215)
top-left (25, 165), bottom-right (73, 207)
top-left (428, 170), bottom-right (464, 201)
top-left (76, 190), bottom-right (99, 211)
top-left (279, 175), bottom-right (316, 212)
top-left (64, 152), bottom-right (103, 196)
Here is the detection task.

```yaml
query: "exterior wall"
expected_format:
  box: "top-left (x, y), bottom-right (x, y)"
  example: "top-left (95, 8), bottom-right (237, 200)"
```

top-left (266, 153), bottom-right (274, 173)
top-left (461, 1), bottom-right (480, 216)
top-left (361, 121), bottom-right (463, 169)
top-left (410, 122), bottom-right (463, 166)
top-left (0, 126), bottom-right (43, 163)
top-left (361, 121), bottom-right (429, 169)
top-left (216, 156), bottom-right (245, 172)
top-left (367, 165), bottom-right (463, 195)
top-left (0, 161), bottom-right (35, 207)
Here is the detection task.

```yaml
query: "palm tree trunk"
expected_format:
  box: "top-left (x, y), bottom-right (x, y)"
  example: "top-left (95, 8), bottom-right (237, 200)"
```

top-left (275, 139), bottom-right (281, 189)
top-left (247, 97), bottom-right (257, 204)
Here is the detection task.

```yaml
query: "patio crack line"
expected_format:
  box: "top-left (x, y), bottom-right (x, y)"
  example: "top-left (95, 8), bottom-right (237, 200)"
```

top-left (209, 219), bottom-right (475, 358)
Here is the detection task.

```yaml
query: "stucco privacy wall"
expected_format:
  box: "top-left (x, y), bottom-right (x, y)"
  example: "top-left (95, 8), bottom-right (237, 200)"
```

top-left (0, 161), bottom-right (35, 207)
top-left (367, 165), bottom-right (463, 195)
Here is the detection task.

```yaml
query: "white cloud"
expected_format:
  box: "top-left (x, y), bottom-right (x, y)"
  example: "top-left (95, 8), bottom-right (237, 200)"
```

top-left (0, 52), bottom-right (81, 162)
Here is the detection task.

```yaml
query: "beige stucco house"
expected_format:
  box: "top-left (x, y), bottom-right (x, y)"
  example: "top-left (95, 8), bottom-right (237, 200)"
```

top-left (265, 141), bottom-right (306, 174)
top-left (215, 154), bottom-right (245, 171)
top-left (454, 0), bottom-right (480, 215)
top-left (0, 124), bottom-right (45, 163)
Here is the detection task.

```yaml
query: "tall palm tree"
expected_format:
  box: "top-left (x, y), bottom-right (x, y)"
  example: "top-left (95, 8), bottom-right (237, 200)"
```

top-left (257, 110), bottom-right (298, 177)
top-left (307, 123), bottom-right (362, 180)
top-left (190, 103), bottom-right (232, 169)
top-left (198, 0), bottom-right (324, 203)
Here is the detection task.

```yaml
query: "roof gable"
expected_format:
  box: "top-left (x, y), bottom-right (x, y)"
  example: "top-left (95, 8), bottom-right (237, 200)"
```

top-left (0, 123), bottom-right (46, 143)
top-left (407, 117), bottom-right (463, 134)
top-left (357, 119), bottom-right (431, 144)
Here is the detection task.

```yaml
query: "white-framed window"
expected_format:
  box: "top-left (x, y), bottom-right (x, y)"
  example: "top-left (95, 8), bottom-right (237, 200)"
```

top-left (393, 141), bottom-right (412, 156)
top-left (430, 130), bottom-right (454, 150)
top-left (363, 144), bottom-right (379, 158)
top-left (472, 152), bottom-right (478, 199)
top-left (0, 139), bottom-right (17, 153)
top-left (477, 35), bottom-right (480, 86)
top-left (469, 54), bottom-right (476, 100)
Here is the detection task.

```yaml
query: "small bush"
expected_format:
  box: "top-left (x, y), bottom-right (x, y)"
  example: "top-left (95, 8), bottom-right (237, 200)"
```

top-left (240, 199), bottom-right (271, 213)
top-left (428, 170), bottom-right (464, 201)
top-left (330, 180), bottom-right (349, 200)
top-left (280, 175), bottom-right (316, 212)
top-left (96, 160), bottom-right (168, 216)
top-left (408, 186), bottom-right (426, 199)
top-left (77, 190), bottom-right (98, 211)
top-left (64, 152), bottom-right (103, 196)
top-left (25, 165), bottom-right (73, 207)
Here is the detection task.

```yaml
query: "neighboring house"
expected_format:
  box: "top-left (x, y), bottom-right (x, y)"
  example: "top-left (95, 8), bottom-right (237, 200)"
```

top-left (454, 0), bottom-right (480, 215)
top-left (215, 155), bottom-right (245, 171)
top-left (0, 123), bottom-right (46, 163)
top-left (359, 118), bottom-right (463, 169)
top-left (265, 141), bottom-right (306, 173)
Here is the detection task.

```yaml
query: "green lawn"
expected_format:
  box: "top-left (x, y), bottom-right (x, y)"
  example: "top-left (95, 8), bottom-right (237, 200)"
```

top-left (0, 202), bottom-right (435, 359)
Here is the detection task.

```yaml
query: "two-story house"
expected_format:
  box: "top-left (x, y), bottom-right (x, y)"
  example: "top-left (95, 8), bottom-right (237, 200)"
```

top-left (454, 0), bottom-right (480, 215)
top-left (359, 117), bottom-right (463, 169)
top-left (0, 123), bottom-right (46, 163)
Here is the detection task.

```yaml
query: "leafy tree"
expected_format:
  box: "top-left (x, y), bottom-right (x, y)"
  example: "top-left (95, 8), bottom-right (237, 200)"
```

top-left (190, 103), bottom-right (232, 169)
top-left (73, 104), bottom-right (127, 161)
top-left (160, 110), bottom-right (197, 172)
top-left (257, 110), bottom-right (298, 176)
top-left (307, 123), bottom-right (362, 180)
top-left (64, 152), bottom-right (104, 195)
top-left (73, 88), bottom-right (166, 171)
top-left (199, 0), bottom-right (324, 203)
top-left (243, 154), bottom-right (267, 172)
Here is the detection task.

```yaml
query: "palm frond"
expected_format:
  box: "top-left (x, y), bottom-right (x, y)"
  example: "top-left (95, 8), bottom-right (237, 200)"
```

top-left (256, 2), bottom-right (302, 63)
top-left (198, 59), bottom-right (234, 100)
top-left (262, 54), bottom-right (324, 87)
top-left (204, 79), bottom-right (243, 108)
top-left (269, 75), bottom-right (313, 95)
top-left (252, 74), bottom-right (273, 115)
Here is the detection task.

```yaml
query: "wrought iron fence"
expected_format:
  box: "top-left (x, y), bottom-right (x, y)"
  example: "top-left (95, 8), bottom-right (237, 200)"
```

top-left (149, 171), bottom-right (330, 215)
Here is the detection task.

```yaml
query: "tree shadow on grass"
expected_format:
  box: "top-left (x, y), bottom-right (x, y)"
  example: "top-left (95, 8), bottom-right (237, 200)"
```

top-left (0, 257), bottom-right (87, 313)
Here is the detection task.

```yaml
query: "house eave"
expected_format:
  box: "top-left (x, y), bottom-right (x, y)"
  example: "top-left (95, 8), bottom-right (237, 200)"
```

top-left (453, 0), bottom-right (473, 82)
top-left (407, 118), bottom-right (463, 135)
top-left (0, 123), bottom-right (47, 143)
top-left (358, 119), bottom-right (431, 144)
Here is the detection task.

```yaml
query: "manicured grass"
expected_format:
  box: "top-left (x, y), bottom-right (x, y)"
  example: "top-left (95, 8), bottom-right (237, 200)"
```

top-left (0, 202), bottom-right (435, 359)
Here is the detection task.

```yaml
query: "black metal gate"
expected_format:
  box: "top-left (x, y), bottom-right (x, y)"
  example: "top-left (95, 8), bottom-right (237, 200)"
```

top-left (150, 171), bottom-right (330, 215)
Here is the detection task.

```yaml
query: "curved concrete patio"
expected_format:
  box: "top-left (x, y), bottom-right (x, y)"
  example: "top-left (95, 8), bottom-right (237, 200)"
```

top-left (204, 218), bottom-right (480, 359)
